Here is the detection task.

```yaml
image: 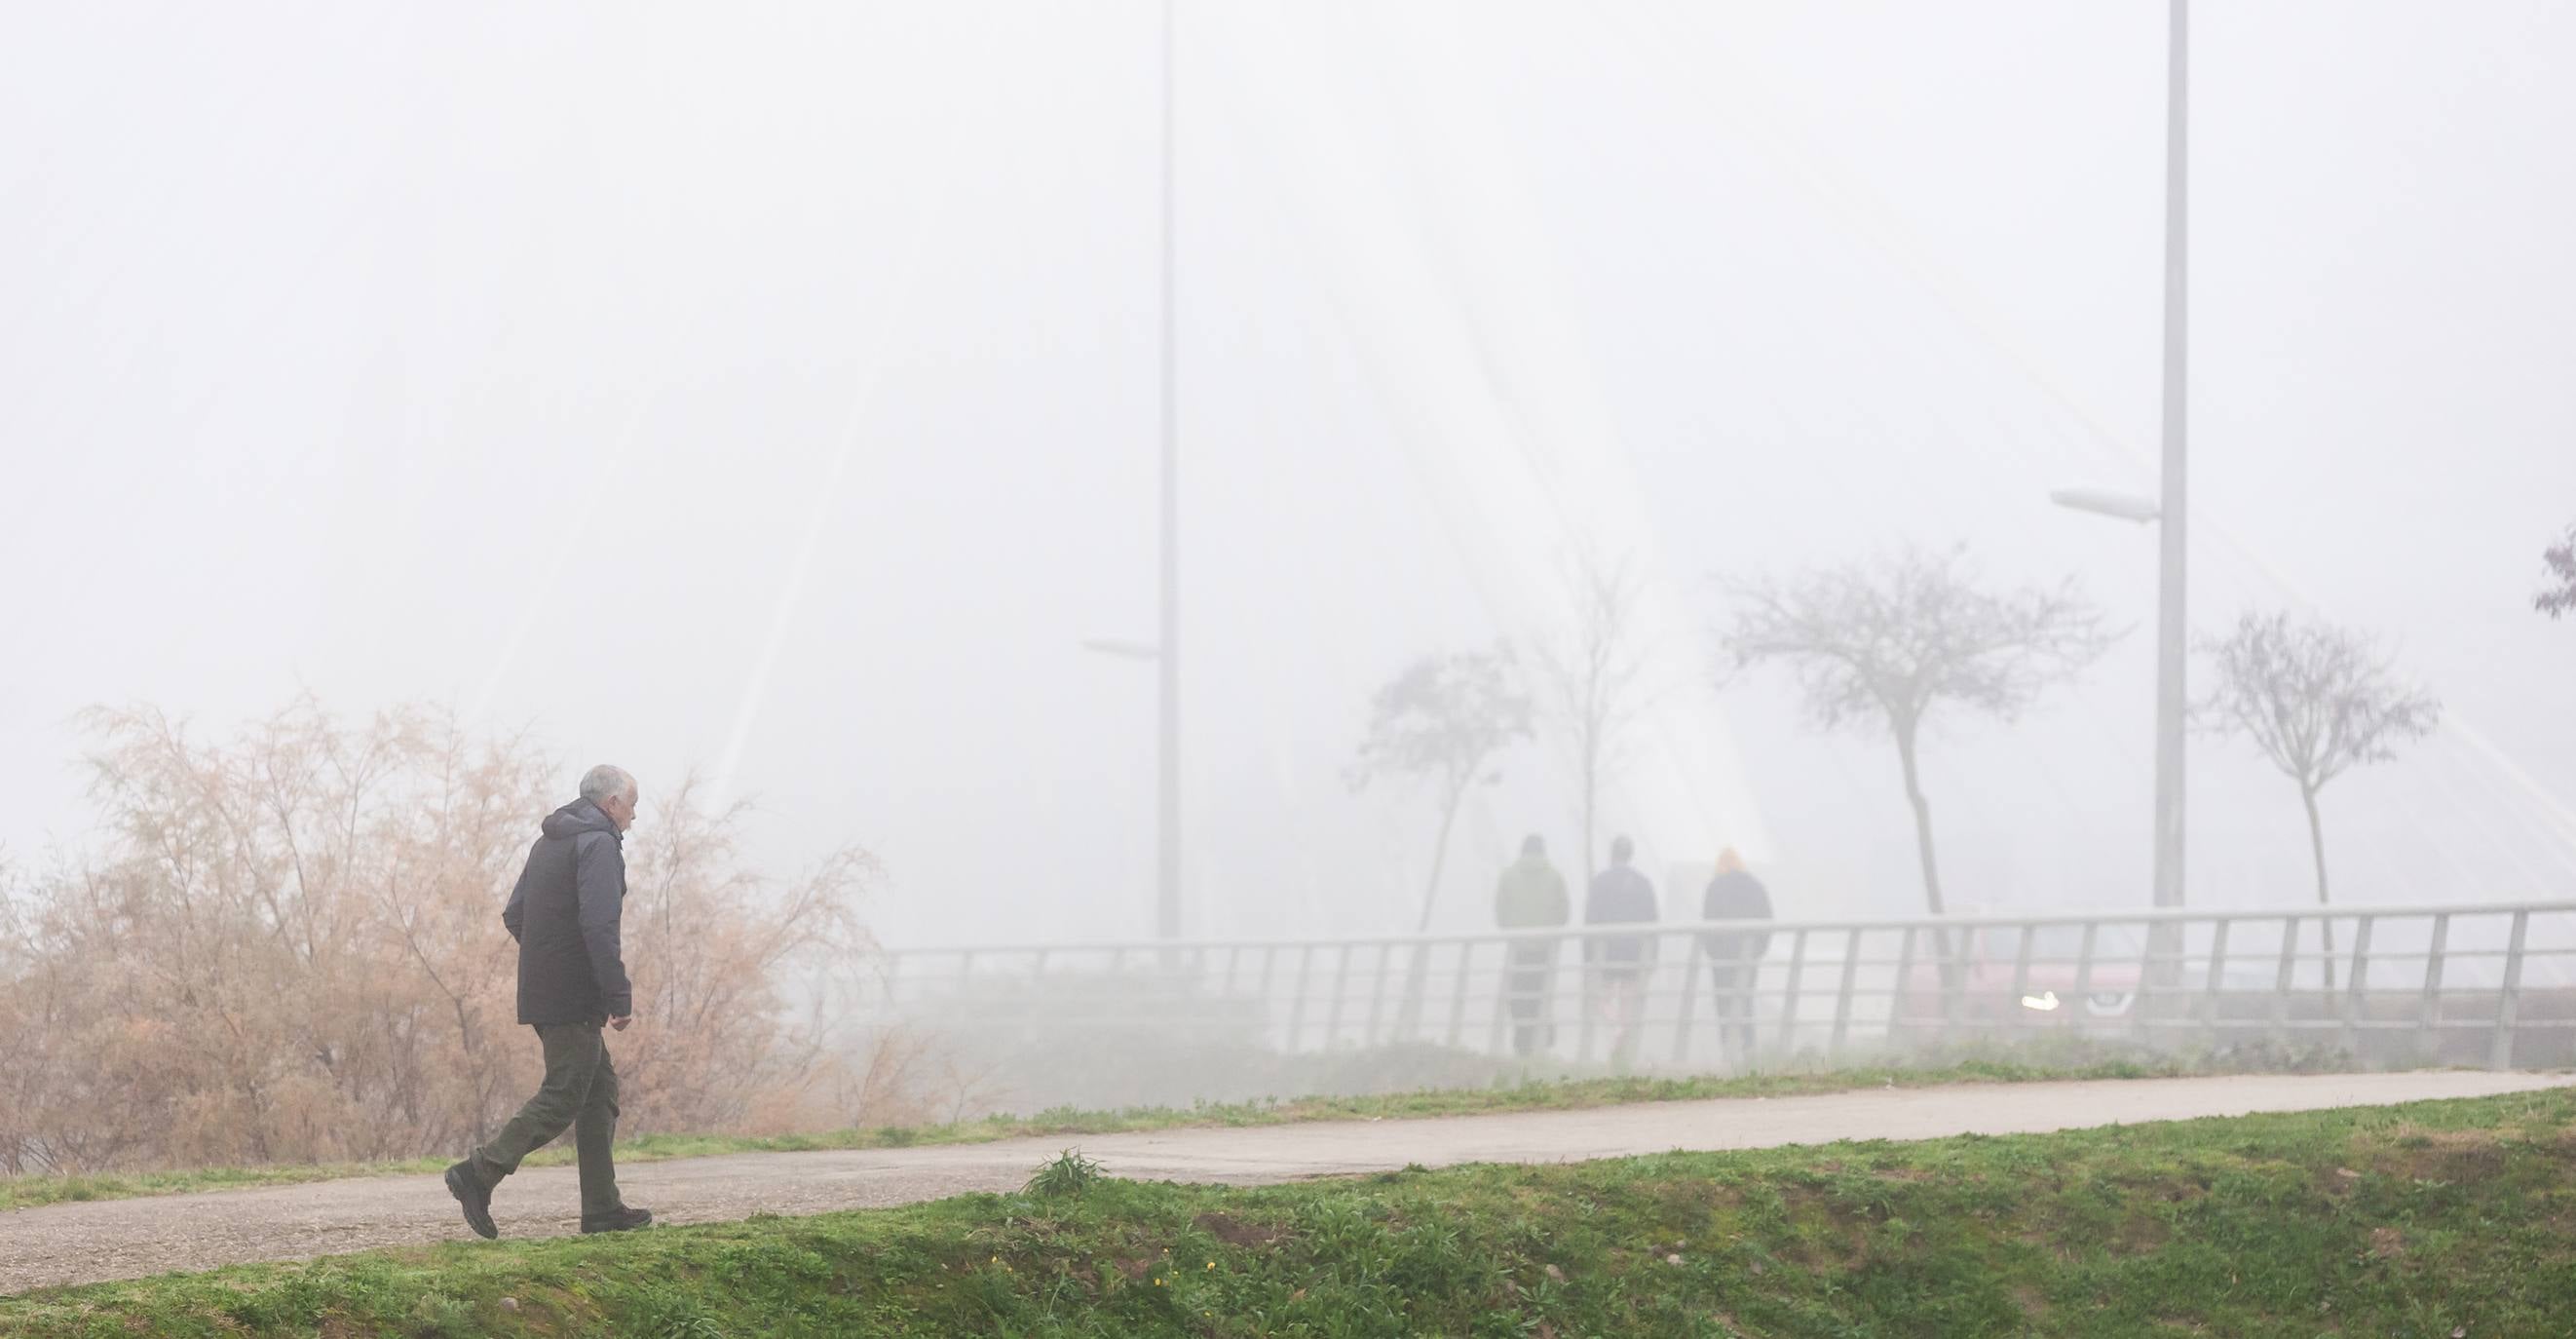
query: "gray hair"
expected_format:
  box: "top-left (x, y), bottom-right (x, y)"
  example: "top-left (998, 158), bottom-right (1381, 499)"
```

top-left (579, 764), bottom-right (638, 805)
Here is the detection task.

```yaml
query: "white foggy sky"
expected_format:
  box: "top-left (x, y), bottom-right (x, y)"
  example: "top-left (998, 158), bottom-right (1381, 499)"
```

top-left (3, 2), bottom-right (2572, 950)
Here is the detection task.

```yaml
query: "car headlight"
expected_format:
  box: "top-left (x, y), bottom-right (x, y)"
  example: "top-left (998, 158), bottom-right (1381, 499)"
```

top-left (2084, 991), bottom-right (2135, 1016)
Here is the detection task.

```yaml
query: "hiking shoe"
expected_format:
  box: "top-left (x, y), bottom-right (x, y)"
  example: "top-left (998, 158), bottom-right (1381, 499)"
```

top-left (444, 1162), bottom-right (497, 1241)
top-left (581, 1205), bottom-right (654, 1235)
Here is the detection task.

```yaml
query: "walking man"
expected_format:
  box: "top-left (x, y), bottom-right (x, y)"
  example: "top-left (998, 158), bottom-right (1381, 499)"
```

top-left (1584, 835), bottom-right (1658, 1068)
top-left (446, 764), bottom-right (653, 1239)
top-left (1697, 848), bottom-right (1774, 1068)
top-left (1494, 834), bottom-right (1570, 1057)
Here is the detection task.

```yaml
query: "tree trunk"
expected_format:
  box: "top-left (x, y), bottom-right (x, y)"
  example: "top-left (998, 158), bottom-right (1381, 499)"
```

top-left (1397, 774), bottom-right (1472, 1037)
top-left (2303, 785), bottom-right (2336, 994)
top-left (1895, 722), bottom-right (1958, 989)
top-left (1896, 724), bottom-right (1946, 917)
top-left (1417, 779), bottom-right (1467, 934)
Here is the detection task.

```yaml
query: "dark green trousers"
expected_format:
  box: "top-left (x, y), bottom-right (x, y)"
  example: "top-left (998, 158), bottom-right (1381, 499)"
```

top-left (469, 1021), bottom-right (623, 1222)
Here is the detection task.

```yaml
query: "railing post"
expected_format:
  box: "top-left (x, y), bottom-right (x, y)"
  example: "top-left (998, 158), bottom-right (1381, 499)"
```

top-left (2339, 915), bottom-right (2374, 1060)
top-left (1245, 945), bottom-right (1272, 1048)
top-left (2066, 922), bottom-right (2100, 1035)
top-left (2416, 913), bottom-right (2449, 1059)
top-left (1184, 946), bottom-right (1207, 1044)
top-left (1775, 928), bottom-right (1809, 1057)
top-left (1829, 927), bottom-right (1863, 1060)
top-left (1671, 936), bottom-right (1703, 1066)
top-left (1566, 937), bottom-right (1586, 1060)
top-left (1446, 938), bottom-right (1474, 1049)
top-left (1017, 950), bottom-right (1048, 1035)
top-left (2490, 910), bottom-right (2531, 1071)
top-left (1327, 943), bottom-right (1354, 1050)
top-left (1545, 937), bottom-right (1566, 1060)
top-left (2007, 922), bottom-right (2036, 1037)
top-left (2130, 918), bottom-right (2159, 1044)
top-left (2199, 918), bottom-right (2230, 1041)
top-left (1286, 944), bottom-right (1314, 1052)
top-left (1487, 937), bottom-right (1512, 1057)
top-left (1639, 931), bottom-right (1668, 1065)
top-left (2270, 915), bottom-right (2299, 1047)
top-left (1891, 925), bottom-right (1919, 1045)
top-left (1939, 923), bottom-right (1968, 1045)
top-left (1364, 942), bottom-right (1394, 1045)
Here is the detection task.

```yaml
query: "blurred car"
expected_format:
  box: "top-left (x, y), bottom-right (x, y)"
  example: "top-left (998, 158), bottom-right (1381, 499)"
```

top-left (1894, 913), bottom-right (2143, 1033)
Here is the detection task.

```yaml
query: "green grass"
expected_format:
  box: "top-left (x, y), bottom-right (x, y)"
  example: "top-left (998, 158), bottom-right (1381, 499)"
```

top-left (9, 1087), bottom-right (2570, 1337)
top-left (1025, 1149), bottom-right (1110, 1200)
top-left (0, 1048), bottom-right (2241, 1213)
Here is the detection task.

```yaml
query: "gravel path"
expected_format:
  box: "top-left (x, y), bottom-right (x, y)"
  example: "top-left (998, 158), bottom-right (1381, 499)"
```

top-left (5, 1069), bottom-right (2565, 1294)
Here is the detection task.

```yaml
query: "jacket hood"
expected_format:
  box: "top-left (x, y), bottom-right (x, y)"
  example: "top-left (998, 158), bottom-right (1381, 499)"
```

top-left (540, 799), bottom-right (621, 842)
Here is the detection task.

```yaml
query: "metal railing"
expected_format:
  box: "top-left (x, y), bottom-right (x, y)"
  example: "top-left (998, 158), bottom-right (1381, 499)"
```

top-left (858, 901), bottom-right (2576, 1073)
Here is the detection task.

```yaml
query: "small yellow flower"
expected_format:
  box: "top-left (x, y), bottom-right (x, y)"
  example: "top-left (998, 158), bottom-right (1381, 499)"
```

top-left (1206, 1261), bottom-right (1216, 1270)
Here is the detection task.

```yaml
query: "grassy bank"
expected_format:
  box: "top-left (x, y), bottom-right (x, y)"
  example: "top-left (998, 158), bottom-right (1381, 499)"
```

top-left (0, 1048), bottom-right (2265, 1214)
top-left (10, 1087), bottom-right (2570, 1337)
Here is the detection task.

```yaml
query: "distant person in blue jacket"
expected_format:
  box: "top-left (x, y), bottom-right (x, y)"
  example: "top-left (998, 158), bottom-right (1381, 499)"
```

top-left (1584, 835), bottom-right (1658, 1065)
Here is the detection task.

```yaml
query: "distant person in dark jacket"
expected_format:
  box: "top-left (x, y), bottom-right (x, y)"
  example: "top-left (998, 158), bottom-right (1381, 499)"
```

top-left (1697, 848), bottom-right (1774, 1067)
top-left (1584, 835), bottom-right (1658, 1065)
top-left (445, 765), bottom-right (653, 1240)
top-left (1494, 834), bottom-right (1570, 1057)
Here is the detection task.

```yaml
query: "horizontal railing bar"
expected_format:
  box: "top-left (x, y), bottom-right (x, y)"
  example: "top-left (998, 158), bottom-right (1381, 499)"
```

top-left (880, 901), bottom-right (2576, 958)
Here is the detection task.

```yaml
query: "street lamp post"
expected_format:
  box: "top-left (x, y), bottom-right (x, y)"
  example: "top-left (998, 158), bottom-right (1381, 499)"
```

top-left (1155, 0), bottom-right (1181, 942)
top-left (2152, 0), bottom-right (2189, 926)
top-left (1077, 1), bottom-right (1187, 945)
top-left (2051, 483), bottom-right (2181, 927)
top-left (2153, 0), bottom-right (2194, 932)
top-left (2053, 0), bottom-right (2187, 975)
top-left (1080, 0), bottom-right (1183, 945)
top-left (1080, 634), bottom-right (1180, 940)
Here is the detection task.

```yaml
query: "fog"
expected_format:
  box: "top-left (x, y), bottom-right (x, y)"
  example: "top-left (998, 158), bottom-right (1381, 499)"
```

top-left (5, 0), bottom-right (2572, 959)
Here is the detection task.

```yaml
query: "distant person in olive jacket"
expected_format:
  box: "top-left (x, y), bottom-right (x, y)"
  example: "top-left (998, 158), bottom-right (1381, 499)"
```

top-left (445, 765), bottom-right (653, 1240)
top-left (1697, 848), bottom-right (1774, 1066)
top-left (1494, 834), bottom-right (1571, 1057)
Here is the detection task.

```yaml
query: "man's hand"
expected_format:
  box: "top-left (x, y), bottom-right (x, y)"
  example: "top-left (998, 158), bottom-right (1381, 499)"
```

top-left (609, 1014), bottom-right (632, 1032)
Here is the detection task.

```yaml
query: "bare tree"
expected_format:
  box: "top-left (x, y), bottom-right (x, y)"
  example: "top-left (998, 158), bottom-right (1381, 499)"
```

top-left (0, 697), bottom-right (884, 1173)
top-left (2538, 523), bottom-right (2576, 619)
top-left (2196, 611), bottom-right (2440, 990)
top-left (1347, 645), bottom-right (1534, 931)
top-left (1533, 554), bottom-right (1656, 884)
top-left (615, 772), bottom-right (877, 1135)
top-left (1722, 545), bottom-right (2116, 925)
top-left (932, 1049), bottom-right (1015, 1126)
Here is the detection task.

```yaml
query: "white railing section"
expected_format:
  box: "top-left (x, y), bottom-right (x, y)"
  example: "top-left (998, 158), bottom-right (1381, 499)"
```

top-left (858, 901), bottom-right (2576, 1072)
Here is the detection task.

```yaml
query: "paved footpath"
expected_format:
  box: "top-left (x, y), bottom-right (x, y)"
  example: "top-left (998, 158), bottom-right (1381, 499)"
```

top-left (5, 1070), bottom-right (2566, 1294)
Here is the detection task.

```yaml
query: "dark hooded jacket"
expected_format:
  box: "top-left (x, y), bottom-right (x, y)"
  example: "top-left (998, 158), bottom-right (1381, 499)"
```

top-left (1698, 868), bottom-right (1775, 968)
top-left (503, 798), bottom-right (633, 1025)
top-left (1584, 863), bottom-right (1658, 967)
